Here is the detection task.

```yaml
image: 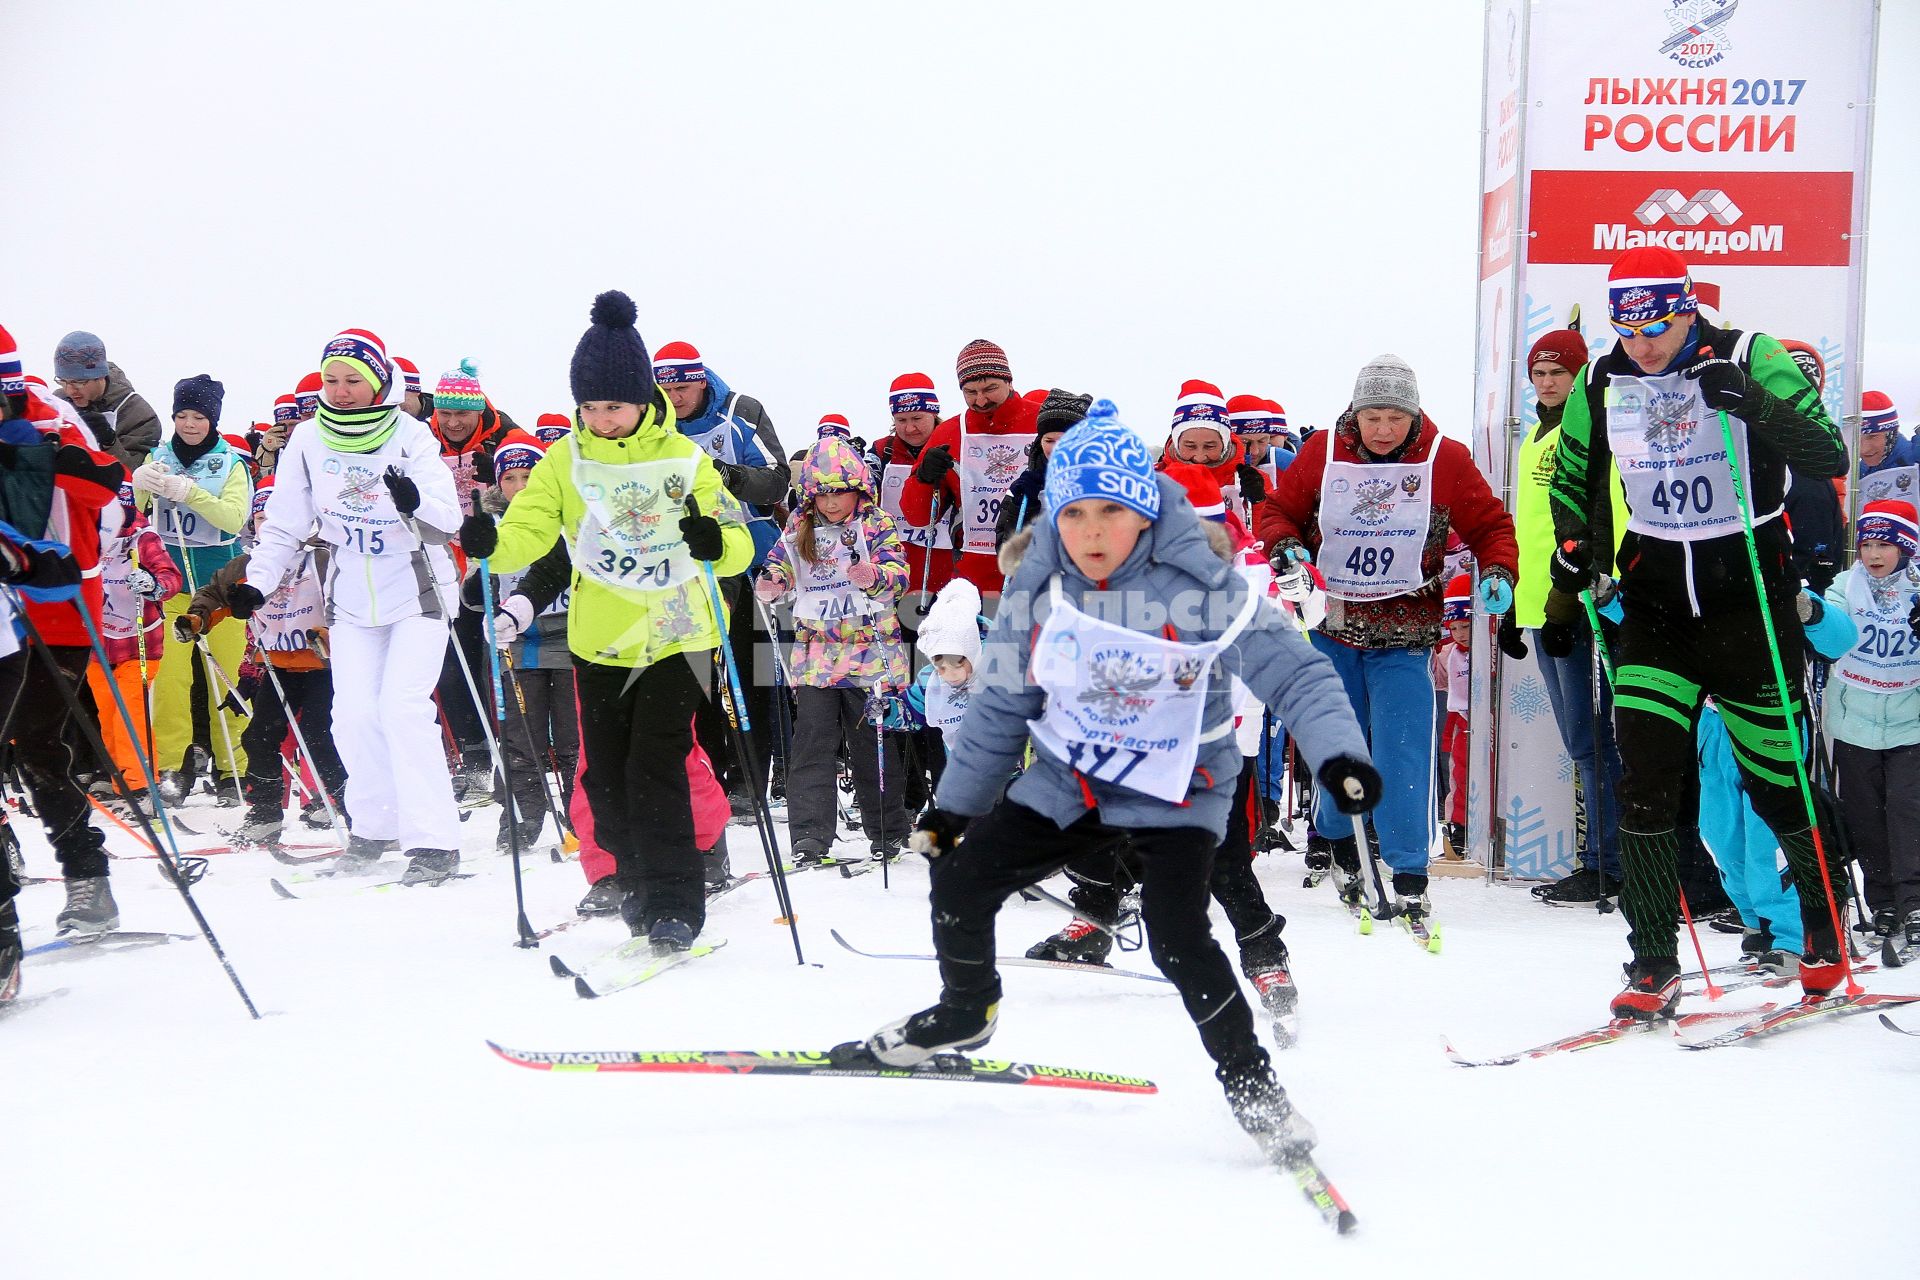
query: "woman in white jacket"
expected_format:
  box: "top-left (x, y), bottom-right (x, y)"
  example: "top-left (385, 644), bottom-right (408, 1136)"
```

top-left (230, 329), bottom-right (465, 884)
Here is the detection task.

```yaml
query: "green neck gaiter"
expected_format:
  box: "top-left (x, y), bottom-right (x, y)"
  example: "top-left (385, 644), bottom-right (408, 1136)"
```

top-left (314, 400), bottom-right (400, 454)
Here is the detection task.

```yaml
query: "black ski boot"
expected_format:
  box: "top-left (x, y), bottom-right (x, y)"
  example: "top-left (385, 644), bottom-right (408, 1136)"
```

top-left (1610, 956), bottom-right (1682, 1021)
top-left (790, 838), bottom-right (832, 869)
top-left (331, 835), bottom-right (393, 877)
top-left (55, 876), bottom-right (119, 938)
top-left (1329, 836), bottom-right (1365, 911)
top-left (648, 918), bottom-right (696, 953)
top-left (1302, 832), bottom-right (1333, 888)
top-left (703, 842), bottom-right (732, 890)
top-left (233, 806), bottom-right (283, 849)
top-left (867, 989), bottom-right (1001, 1066)
top-left (1236, 917), bottom-right (1298, 1045)
top-left (1740, 920), bottom-right (1775, 960)
top-left (400, 849), bottom-right (460, 886)
top-left (1026, 916), bottom-right (1114, 964)
top-left (2, 816), bottom-right (25, 884)
top-left (1533, 865), bottom-right (1620, 906)
top-left (1217, 1057), bottom-right (1316, 1160)
top-left (1, 898), bottom-right (21, 1004)
top-left (1906, 909), bottom-right (1920, 949)
top-left (577, 876), bottom-right (626, 916)
top-left (496, 813), bottom-right (543, 855)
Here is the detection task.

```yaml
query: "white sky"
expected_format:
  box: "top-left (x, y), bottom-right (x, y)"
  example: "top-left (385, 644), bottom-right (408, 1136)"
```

top-left (3, 0), bottom-right (1915, 449)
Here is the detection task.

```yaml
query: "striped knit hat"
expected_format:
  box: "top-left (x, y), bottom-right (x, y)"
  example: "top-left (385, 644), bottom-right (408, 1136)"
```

top-left (1162, 461), bottom-right (1226, 522)
top-left (434, 358), bottom-right (486, 413)
top-left (272, 394), bottom-right (299, 428)
top-left (533, 412), bottom-right (572, 445)
top-left (492, 429), bottom-right (546, 477)
top-left (319, 329), bottom-right (392, 396)
top-left (653, 341), bottom-right (706, 385)
top-left (0, 323), bottom-right (25, 397)
top-left (394, 356), bottom-right (423, 396)
top-left (295, 372), bottom-right (322, 416)
top-left (1444, 573), bottom-right (1473, 622)
top-left (956, 338), bottom-right (1012, 387)
top-left (1267, 398), bottom-right (1293, 439)
top-left (1226, 394), bottom-right (1272, 438)
top-left (1607, 246), bottom-right (1696, 324)
top-left (1859, 500), bottom-right (1919, 557)
top-left (251, 475), bottom-right (275, 520)
top-left (816, 413), bottom-right (853, 440)
top-left (888, 372), bottom-right (940, 417)
top-left (1863, 390), bottom-right (1900, 436)
top-left (1171, 379), bottom-right (1231, 449)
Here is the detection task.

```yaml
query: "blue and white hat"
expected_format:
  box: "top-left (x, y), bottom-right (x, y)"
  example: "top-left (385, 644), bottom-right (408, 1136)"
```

top-left (1044, 400), bottom-right (1160, 526)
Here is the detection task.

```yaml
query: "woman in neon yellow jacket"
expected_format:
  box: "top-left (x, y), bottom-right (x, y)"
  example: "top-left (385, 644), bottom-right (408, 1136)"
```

top-left (130, 374), bottom-right (252, 802)
top-left (465, 291), bottom-right (752, 950)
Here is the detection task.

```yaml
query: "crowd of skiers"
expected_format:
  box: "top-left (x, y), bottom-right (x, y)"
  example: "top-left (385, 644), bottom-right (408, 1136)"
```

top-left (2, 242), bottom-right (1916, 1151)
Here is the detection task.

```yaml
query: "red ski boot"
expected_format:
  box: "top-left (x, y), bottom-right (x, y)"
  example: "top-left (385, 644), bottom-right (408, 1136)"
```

top-left (1609, 958), bottom-right (1681, 1022)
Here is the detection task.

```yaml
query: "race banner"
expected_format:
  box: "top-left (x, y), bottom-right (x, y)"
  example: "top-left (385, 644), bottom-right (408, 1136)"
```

top-left (1471, 0), bottom-right (1879, 880)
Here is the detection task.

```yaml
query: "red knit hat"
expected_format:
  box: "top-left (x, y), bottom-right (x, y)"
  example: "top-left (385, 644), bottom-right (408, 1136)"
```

top-left (0, 322), bottom-right (24, 397)
top-left (223, 433), bottom-right (254, 464)
top-left (251, 474), bottom-right (275, 520)
top-left (1859, 499), bottom-right (1919, 557)
top-left (817, 413), bottom-right (853, 439)
top-left (887, 372), bottom-right (939, 418)
top-left (394, 356), bottom-right (422, 395)
top-left (653, 341), bottom-right (706, 385)
top-left (492, 429), bottom-right (546, 477)
top-left (1527, 329), bottom-right (1589, 374)
top-left (1162, 461), bottom-right (1226, 521)
top-left (1171, 379), bottom-right (1231, 449)
top-left (533, 412), bottom-right (572, 445)
top-left (319, 329), bottom-right (393, 393)
top-left (272, 393), bottom-right (299, 428)
top-left (1444, 573), bottom-right (1473, 622)
top-left (1863, 390), bottom-right (1901, 436)
top-left (1226, 394), bottom-right (1271, 438)
top-left (1607, 247), bottom-right (1696, 323)
top-left (956, 338), bottom-right (1012, 387)
top-left (295, 372), bottom-right (322, 415)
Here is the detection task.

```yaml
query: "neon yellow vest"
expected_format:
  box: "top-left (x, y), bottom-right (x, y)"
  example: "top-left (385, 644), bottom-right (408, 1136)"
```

top-left (1514, 417), bottom-right (1627, 630)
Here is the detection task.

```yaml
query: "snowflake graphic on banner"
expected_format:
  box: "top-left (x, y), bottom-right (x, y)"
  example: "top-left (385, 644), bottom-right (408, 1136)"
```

top-left (1508, 675), bottom-right (1551, 723)
top-left (1556, 752), bottom-right (1575, 783)
top-left (1505, 794), bottom-right (1575, 880)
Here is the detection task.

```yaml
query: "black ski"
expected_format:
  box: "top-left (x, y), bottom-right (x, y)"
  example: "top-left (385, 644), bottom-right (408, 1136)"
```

top-left (1879, 1013), bottom-right (1919, 1036)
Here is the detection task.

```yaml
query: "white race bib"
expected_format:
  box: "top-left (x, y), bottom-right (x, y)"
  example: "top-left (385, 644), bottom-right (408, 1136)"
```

top-left (572, 455), bottom-right (698, 594)
top-left (1609, 370), bottom-right (1766, 542)
top-left (1834, 566), bottom-right (1920, 694)
top-left (923, 673), bottom-right (971, 738)
top-left (959, 425), bottom-right (1025, 555)
top-left (787, 525), bottom-right (886, 623)
top-left (1859, 464), bottom-right (1919, 507)
top-left (255, 556), bottom-right (326, 654)
top-left (881, 458), bottom-right (953, 550)
top-left (313, 457), bottom-right (418, 557)
top-left (151, 450), bottom-right (244, 550)
top-left (100, 541), bottom-right (142, 640)
top-left (1027, 577), bottom-right (1254, 803)
top-left (1316, 455), bottom-right (1434, 601)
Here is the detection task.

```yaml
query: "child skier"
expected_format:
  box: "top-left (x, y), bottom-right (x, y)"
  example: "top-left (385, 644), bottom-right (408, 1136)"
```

top-left (460, 291), bottom-right (754, 948)
top-left (131, 375), bottom-right (253, 804)
top-left (856, 402), bottom-right (1375, 1154)
top-left (1439, 574), bottom-right (1472, 855)
top-left (905, 576), bottom-right (984, 766)
top-left (1823, 499), bottom-right (1920, 946)
top-left (88, 486), bottom-right (182, 808)
top-left (231, 329), bottom-right (465, 884)
top-left (179, 478), bottom-right (345, 848)
top-left (753, 425), bottom-right (911, 865)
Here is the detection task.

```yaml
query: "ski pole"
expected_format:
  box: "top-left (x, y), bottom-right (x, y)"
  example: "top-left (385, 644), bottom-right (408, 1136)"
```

top-left (752, 595), bottom-right (797, 796)
top-left (190, 632), bottom-right (250, 808)
top-left (1586, 600), bottom-right (1616, 917)
top-left (872, 687), bottom-right (890, 889)
top-left (1578, 588), bottom-right (1719, 997)
top-left (502, 654), bottom-right (579, 851)
top-left (687, 494), bottom-right (803, 963)
top-left (131, 544), bottom-right (156, 775)
top-left (1712, 406), bottom-right (1859, 995)
top-left (11, 590), bottom-right (258, 1018)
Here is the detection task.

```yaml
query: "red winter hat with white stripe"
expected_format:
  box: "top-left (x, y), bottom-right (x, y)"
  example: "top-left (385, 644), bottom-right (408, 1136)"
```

top-left (1444, 573), bottom-right (1473, 622)
top-left (295, 372), bottom-right (322, 414)
top-left (0, 322), bottom-right (25, 397)
top-left (888, 372), bottom-right (939, 417)
top-left (1171, 379), bottom-right (1231, 448)
top-left (1161, 461), bottom-right (1227, 521)
top-left (272, 394), bottom-right (299, 427)
top-left (817, 413), bottom-right (853, 439)
top-left (533, 412), bottom-right (572, 444)
top-left (319, 329), bottom-right (393, 393)
top-left (394, 356), bottom-right (422, 395)
top-left (1265, 398), bottom-right (1292, 437)
top-left (1859, 500), bottom-right (1919, 557)
top-left (1863, 390), bottom-right (1900, 435)
top-left (252, 475), bottom-right (275, 520)
top-left (1607, 246), bottom-right (1696, 323)
top-left (492, 429), bottom-right (546, 477)
top-left (1227, 394), bottom-right (1273, 438)
top-left (653, 341), bottom-right (706, 385)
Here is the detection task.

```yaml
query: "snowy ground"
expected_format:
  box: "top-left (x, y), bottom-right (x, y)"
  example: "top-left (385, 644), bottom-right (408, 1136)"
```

top-left (6, 795), bottom-right (1918, 1277)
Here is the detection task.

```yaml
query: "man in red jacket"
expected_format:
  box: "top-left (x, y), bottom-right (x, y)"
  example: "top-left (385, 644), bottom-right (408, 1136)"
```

top-left (0, 322), bottom-right (127, 940)
top-left (898, 339), bottom-right (1039, 601)
top-left (1255, 354), bottom-right (1518, 931)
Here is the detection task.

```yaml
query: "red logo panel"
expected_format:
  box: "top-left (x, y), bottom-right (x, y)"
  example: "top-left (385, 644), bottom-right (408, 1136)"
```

top-left (1528, 170), bottom-right (1853, 266)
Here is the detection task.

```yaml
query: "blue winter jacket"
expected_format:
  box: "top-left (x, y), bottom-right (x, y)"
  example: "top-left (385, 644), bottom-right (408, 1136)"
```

top-left (675, 369), bottom-right (784, 567)
top-left (939, 472), bottom-right (1369, 839)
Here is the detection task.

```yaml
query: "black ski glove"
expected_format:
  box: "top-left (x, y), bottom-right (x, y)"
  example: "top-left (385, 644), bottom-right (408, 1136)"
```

top-left (909, 807), bottom-right (969, 859)
top-left (713, 460), bottom-right (748, 495)
top-left (1908, 594), bottom-right (1920, 643)
top-left (913, 444), bottom-right (955, 487)
top-left (227, 582), bottom-right (266, 620)
top-left (1549, 539), bottom-right (1592, 595)
top-left (1317, 755), bottom-right (1381, 816)
top-left (382, 466), bottom-right (421, 516)
top-left (173, 613), bottom-right (203, 644)
top-left (679, 514), bottom-right (725, 562)
top-left (1686, 354), bottom-right (1753, 414)
top-left (1235, 464), bottom-right (1267, 506)
top-left (0, 537), bottom-right (79, 589)
top-left (460, 511), bottom-right (499, 559)
top-left (1539, 618), bottom-right (1576, 659)
top-left (1497, 611), bottom-right (1529, 660)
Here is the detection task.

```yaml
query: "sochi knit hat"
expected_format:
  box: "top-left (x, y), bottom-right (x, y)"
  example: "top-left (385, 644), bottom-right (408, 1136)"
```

top-left (956, 338), bottom-right (1012, 387)
top-left (1863, 391), bottom-right (1900, 436)
top-left (172, 374), bottom-right (225, 427)
top-left (1351, 354), bottom-right (1421, 417)
top-left (492, 429), bottom-right (546, 477)
top-left (533, 412), bottom-right (572, 445)
top-left (434, 358), bottom-right (486, 413)
top-left (1607, 246), bottom-right (1697, 323)
top-left (53, 331), bottom-right (108, 382)
top-left (570, 290), bottom-right (656, 407)
top-left (1044, 399), bottom-right (1160, 526)
top-left (1527, 329), bottom-right (1590, 375)
top-left (1858, 499), bottom-right (1919, 557)
top-left (653, 341), bottom-right (706, 385)
top-left (888, 372), bottom-right (940, 417)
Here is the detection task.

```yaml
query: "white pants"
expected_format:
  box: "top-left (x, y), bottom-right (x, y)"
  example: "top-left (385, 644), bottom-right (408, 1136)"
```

top-left (330, 614), bottom-right (462, 851)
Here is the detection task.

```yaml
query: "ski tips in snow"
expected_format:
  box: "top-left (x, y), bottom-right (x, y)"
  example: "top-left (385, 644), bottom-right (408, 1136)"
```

top-left (1879, 1012), bottom-right (1919, 1036)
top-left (484, 1041), bottom-right (1159, 1093)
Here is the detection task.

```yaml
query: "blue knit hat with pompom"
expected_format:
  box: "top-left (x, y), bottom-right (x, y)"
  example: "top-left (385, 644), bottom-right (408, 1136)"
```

top-left (570, 290), bottom-right (655, 407)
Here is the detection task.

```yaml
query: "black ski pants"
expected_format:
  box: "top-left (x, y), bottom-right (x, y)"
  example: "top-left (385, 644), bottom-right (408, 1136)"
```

top-left (692, 576), bottom-right (774, 801)
top-left (1834, 739), bottom-right (1920, 920)
top-left (786, 685), bottom-right (907, 850)
top-left (0, 643), bottom-right (108, 894)
top-left (240, 666), bottom-right (345, 815)
top-left (497, 665), bottom-right (579, 835)
top-left (573, 655), bottom-right (706, 931)
top-left (930, 799), bottom-right (1267, 1072)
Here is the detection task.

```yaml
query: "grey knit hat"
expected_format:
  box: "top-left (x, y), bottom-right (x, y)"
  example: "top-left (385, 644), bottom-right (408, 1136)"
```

top-left (1351, 353), bottom-right (1420, 417)
top-left (54, 330), bottom-right (108, 381)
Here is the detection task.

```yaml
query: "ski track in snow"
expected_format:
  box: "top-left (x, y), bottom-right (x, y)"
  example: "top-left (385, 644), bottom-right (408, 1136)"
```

top-left (6, 801), bottom-right (1918, 1275)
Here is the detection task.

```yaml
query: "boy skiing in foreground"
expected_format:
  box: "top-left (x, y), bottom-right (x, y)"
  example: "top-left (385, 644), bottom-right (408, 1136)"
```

top-left (852, 402), bottom-right (1377, 1156)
